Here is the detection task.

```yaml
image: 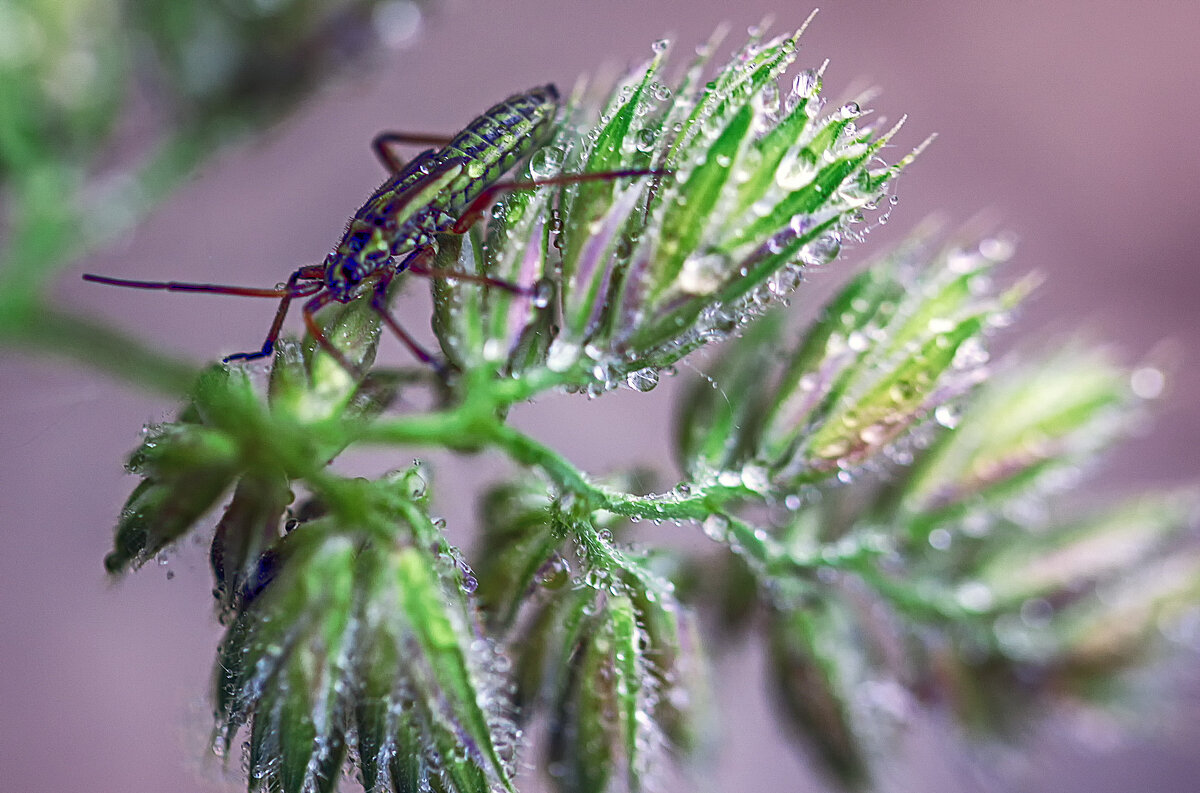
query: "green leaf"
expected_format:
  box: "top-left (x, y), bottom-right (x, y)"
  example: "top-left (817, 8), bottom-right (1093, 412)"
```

top-left (395, 547), bottom-right (516, 790)
top-left (106, 425), bottom-right (239, 573)
top-left (472, 482), bottom-right (563, 631)
top-left (769, 603), bottom-right (873, 790)
top-left (652, 102), bottom-right (756, 295)
top-left (209, 472), bottom-right (291, 613)
top-left (674, 309), bottom-right (785, 475)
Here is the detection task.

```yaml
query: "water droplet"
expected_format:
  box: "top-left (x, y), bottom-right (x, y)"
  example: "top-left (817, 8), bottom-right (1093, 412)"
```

top-left (531, 277), bottom-right (554, 308)
top-left (546, 339), bottom-right (580, 372)
top-left (768, 265), bottom-right (803, 296)
top-left (956, 581), bottom-right (993, 612)
top-left (784, 493), bottom-right (802, 510)
top-left (791, 69), bottom-right (819, 99)
top-left (740, 464), bottom-right (770, 493)
top-left (702, 514), bottom-right (729, 541)
top-left (978, 235), bottom-right (1015, 261)
top-left (635, 127), bottom-right (659, 153)
top-left (679, 253), bottom-right (728, 295)
top-left (775, 153), bottom-right (817, 191)
top-left (1019, 597), bottom-right (1053, 626)
top-left (528, 145), bottom-right (564, 180)
top-left (717, 470), bottom-right (742, 487)
top-left (406, 469), bottom-right (427, 499)
top-left (799, 232), bottom-right (841, 266)
top-left (1130, 366), bottom-right (1165, 399)
top-left (480, 338), bottom-right (504, 362)
top-left (933, 404), bottom-right (959, 429)
top-left (652, 38), bottom-right (670, 54)
top-left (372, 1), bottom-right (423, 49)
top-left (859, 424), bottom-right (887, 446)
top-left (928, 528), bottom-right (952, 550)
top-left (625, 367), bottom-right (659, 392)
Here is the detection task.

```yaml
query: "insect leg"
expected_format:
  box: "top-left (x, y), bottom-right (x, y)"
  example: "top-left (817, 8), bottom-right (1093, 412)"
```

top-left (224, 265), bottom-right (327, 362)
top-left (404, 261), bottom-right (529, 295)
top-left (450, 168), bottom-right (668, 233)
top-left (300, 290), bottom-right (365, 378)
top-left (372, 131), bottom-right (455, 174)
top-left (368, 267), bottom-right (451, 378)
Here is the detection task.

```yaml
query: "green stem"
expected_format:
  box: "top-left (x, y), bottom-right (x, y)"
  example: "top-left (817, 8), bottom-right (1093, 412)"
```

top-left (2, 302), bottom-right (200, 396)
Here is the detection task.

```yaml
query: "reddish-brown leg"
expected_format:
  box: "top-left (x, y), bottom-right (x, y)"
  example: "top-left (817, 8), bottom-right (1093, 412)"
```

top-left (223, 265), bottom-right (326, 362)
top-left (368, 274), bottom-right (450, 378)
top-left (404, 260), bottom-right (530, 295)
top-left (300, 290), bottom-right (366, 378)
top-left (451, 168), bottom-right (668, 233)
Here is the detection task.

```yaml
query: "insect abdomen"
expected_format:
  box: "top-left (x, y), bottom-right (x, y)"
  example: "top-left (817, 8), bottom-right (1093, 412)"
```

top-left (438, 84), bottom-right (560, 211)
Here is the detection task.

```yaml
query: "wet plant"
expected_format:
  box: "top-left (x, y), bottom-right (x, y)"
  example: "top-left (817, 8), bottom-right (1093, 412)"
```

top-left (13, 18), bottom-right (1199, 793)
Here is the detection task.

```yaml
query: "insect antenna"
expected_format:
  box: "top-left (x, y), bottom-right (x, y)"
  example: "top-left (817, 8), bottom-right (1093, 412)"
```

top-left (82, 273), bottom-right (299, 299)
top-left (83, 266), bottom-right (327, 364)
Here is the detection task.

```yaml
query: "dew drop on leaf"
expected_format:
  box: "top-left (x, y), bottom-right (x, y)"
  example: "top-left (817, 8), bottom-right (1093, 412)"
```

top-left (635, 127), bottom-right (659, 153)
top-left (529, 146), bottom-right (564, 179)
top-left (546, 339), bottom-right (581, 372)
top-left (740, 464), bottom-right (770, 493)
top-left (679, 253), bottom-right (727, 295)
top-left (934, 404), bottom-right (960, 428)
top-left (799, 232), bottom-right (841, 266)
top-left (532, 277), bottom-right (554, 308)
top-left (626, 367), bottom-right (660, 392)
top-left (702, 514), bottom-right (730, 541)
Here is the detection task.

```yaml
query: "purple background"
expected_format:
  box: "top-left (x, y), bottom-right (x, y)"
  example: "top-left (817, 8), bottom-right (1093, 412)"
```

top-left (3, 1), bottom-right (1198, 791)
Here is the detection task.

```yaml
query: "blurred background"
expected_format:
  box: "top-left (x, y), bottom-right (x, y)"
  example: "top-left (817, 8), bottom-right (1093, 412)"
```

top-left (2, 0), bottom-right (1198, 791)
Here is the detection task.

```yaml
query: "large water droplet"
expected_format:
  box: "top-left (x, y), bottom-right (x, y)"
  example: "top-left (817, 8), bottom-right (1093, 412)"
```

top-left (791, 69), bottom-right (819, 99)
top-left (775, 153), bottom-right (817, 191)
top-left (625, 367), bottom-right (660, 392)
top-left (1130, 366), bottom-right (1165, 399)
top-left (740, 464), bottom-right (770, 493)
top-left (933, 404), bottom-right (959, 429)
top-left (546, 339), bottom-right (580, 372)
top-left (531, 277), bottom-right (554, 308)
top-left (529, 146), bottom-right (564, 180)
top-left (799, 232), bottom-right (841, 266)
top-left (956, 581), bottom-right (994, 612)
top-left (702, 514), bottom-right (730, 541)
top-left (928, 528), bottom-right (952, 550)
top-left (679, 253), bottom-right (728, 295)
top-left (635, 127), bottom-right (659, 153)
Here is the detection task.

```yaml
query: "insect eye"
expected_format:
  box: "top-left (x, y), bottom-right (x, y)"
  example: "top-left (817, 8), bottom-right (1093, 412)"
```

top-left (347, 230), bottom-right (370, 253)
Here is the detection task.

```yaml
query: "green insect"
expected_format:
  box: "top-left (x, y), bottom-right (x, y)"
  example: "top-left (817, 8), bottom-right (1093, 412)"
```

top-left (85, 85), bottom-right (657, 375)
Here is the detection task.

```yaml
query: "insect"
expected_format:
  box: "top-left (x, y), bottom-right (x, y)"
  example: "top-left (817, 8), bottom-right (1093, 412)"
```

top-left (84, 85), bottom-right (659, 376)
